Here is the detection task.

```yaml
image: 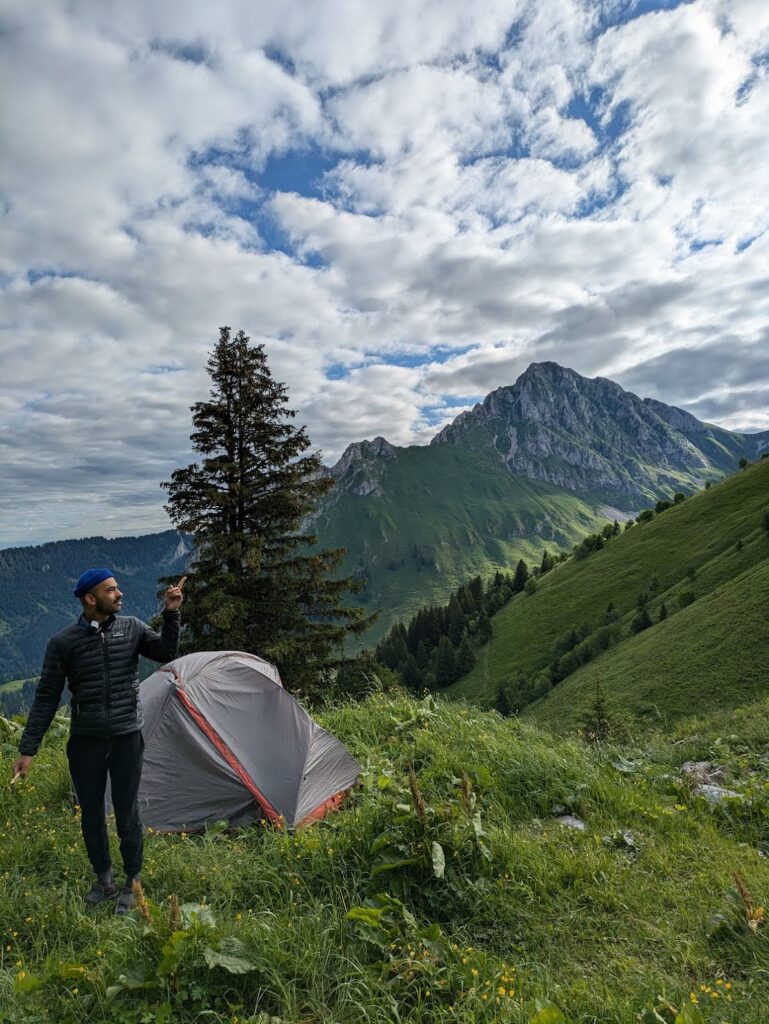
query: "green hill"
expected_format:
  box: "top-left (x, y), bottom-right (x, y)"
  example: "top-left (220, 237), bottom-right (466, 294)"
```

top-left (526, 555), bottom-right (769, 734)
top-left (448, 458), bottom-right (769, 726)
top-left (312, 442), bottom-right (606, 642)
top-left (2, 690), bottom-right (769, 1022)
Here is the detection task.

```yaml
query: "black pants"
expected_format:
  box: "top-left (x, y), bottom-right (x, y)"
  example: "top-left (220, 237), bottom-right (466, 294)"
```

top-left (66, 731), bottom-right (144, 880)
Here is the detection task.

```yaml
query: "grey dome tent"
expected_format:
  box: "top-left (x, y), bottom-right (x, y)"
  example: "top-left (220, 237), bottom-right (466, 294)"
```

top-left (112, 651), bottom-right (360, 832)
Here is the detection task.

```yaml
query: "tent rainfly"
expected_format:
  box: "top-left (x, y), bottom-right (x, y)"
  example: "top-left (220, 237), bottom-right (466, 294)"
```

top-left (110, 650), bottom-right (360, 831)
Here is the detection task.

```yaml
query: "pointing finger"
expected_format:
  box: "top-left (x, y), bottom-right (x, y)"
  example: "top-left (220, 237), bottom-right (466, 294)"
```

top-left (177, 576), bottom-right (188, 590)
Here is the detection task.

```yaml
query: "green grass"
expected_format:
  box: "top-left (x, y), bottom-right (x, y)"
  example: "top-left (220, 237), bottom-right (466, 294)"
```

top-left (314, 443), bottom-right (608, 646)
top-left (524, 556), bottom-right (769, 733)
top-left (2, 691), bottom-right (769, 1022)
top-left (448, 459), bottom-right (769, 717)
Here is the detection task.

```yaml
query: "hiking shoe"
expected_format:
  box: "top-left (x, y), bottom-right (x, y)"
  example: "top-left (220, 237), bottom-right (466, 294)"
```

top-left (84, 875), bottom-right (119, 908)
top-left (115, 879), bottom-right (139, 916)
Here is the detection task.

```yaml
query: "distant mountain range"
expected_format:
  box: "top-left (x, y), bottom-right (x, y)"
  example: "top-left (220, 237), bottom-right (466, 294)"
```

top-left (2, 362), bottom-right (767, 695)
top-left (313, 362), bottom-right (768, 636)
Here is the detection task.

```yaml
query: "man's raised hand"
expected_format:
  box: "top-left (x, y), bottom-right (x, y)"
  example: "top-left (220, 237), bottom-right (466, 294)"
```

top-left (164, 576), bottom-right (187, 612)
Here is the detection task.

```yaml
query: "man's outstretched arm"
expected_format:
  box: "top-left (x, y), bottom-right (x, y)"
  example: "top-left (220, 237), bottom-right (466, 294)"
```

top-left (16, 637), bottom-right (67, 761)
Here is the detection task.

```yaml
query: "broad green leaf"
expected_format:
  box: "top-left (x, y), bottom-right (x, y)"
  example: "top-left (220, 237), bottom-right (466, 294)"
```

top-left (157, 929), bottom-right (193, 976)
top-left (180, 902), bottom-right (217, 929)
top-left (14, 972), bottom-right (43, 995)
top-left (530, 998), bottom-right (567, 1023)
top-left (370, 831), bottom-right (395, 854)
top-left (472, 810), bottom-right (488, 840)
top-left (57, 962), bottom-right (87, 980)
top-left (346, 906), bottom-right (386, 930)
top-left (371, 853), bottom-right (421, 876)
top-left (431, 840), bottom-right (446, 879)
top-left (204, 938), bottom-right (257, 974)
top-left (675, 1004), bottom-right (705, 1024)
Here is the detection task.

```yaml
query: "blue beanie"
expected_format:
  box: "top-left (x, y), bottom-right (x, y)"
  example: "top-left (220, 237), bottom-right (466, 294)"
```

top-left (73, 568), bottom-right (114, 599)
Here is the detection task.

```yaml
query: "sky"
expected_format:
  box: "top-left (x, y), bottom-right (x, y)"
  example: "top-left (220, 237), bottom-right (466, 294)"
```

top-left (1, 0), bottom-right (768, 546)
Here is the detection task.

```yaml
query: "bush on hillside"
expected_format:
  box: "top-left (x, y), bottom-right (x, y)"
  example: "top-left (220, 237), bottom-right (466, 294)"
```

top-left (573, 532), bottom-right (604, 559)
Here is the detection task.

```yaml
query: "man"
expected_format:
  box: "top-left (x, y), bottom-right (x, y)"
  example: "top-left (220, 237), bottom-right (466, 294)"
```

top-left (12, 568), bottom-right (185, 915)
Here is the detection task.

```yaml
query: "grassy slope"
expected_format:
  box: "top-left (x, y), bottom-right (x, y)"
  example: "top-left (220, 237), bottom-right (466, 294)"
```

top-left (526, 555), bottom-right (769, 733)
top-left (448, 458), bottom-right (769, 710)
top-left (315, 444), bottom-right (607, 645)
top-left (2, 692), bottom-right (769, 1022)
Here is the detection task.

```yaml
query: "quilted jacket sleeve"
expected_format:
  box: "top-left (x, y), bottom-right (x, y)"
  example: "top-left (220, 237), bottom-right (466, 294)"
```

top-left (137, 609), bottom-right (181, 663)
top-left (18, 637), bottom-right (68, 756)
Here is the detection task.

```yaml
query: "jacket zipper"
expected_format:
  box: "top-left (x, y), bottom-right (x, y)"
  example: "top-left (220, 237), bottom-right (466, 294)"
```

top-left (101, 631), bottom-right (110, 733)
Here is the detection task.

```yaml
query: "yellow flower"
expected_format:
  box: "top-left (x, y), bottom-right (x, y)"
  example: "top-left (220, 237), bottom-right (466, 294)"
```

top-left (498, 986), bottom-right (506, 996)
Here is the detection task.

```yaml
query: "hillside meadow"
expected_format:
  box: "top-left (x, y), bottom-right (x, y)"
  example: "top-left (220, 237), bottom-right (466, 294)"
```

top-left (1, 690), bottom-right (769, 1023)
top-left (449, 458), bottom-right (769, 722)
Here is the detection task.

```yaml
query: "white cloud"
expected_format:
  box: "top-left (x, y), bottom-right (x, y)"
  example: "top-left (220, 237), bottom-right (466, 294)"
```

top-left (1, 0), bottom-right (768, 543)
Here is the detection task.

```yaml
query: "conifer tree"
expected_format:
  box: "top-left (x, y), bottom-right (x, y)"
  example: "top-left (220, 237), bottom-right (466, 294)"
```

top-left (456, 637), bottom-right (475, 675)
top-left (162, 327), bottom-right (369, 691)
top-left (512, 558), bottom-right (530, 593)
top-left (434, 636), bottom-right (457, 687)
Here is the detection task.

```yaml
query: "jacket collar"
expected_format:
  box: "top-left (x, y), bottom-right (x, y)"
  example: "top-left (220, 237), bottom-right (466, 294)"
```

top-left (78, 612), bottom-right (117, 633)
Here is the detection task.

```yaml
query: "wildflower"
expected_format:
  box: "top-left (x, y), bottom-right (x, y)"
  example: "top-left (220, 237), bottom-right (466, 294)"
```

top-left (690, 993), bottom-right (698, 1004)
top-left (498, 986), bottom-right (506, 996)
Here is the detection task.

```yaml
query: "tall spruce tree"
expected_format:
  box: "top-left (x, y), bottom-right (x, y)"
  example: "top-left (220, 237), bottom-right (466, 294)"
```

top-left (161, 327), bottom-right (369, 692)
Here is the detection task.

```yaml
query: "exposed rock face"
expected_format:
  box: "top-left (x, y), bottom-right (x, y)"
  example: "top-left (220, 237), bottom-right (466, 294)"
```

top-left (328, 436), bottom-right (397, 497)
top-left (642, 398), bottom-right (707, 434)
top-left (319, 362), bottom-right (764, 511)
top-left (430, 362), bottom-right (728, 506)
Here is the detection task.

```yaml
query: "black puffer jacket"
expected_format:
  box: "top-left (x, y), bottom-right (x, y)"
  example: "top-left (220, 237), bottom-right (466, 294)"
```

top-left (18, 610), bottom-right (180, 756)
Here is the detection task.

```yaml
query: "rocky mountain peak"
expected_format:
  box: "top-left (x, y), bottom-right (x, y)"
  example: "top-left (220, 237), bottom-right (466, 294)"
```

top-left (430, 361), bottom-right (712, 505)
top-left (331, 436), bottom-right (396, 477)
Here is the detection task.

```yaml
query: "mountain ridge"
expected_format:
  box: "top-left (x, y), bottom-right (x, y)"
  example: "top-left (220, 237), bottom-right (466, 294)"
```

top-left (328, 361), bottom-right (768, 509)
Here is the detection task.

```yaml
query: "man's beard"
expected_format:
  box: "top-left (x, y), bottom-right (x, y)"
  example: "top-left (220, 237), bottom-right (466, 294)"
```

top-left (93, 596), bottom-right (120, 617)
